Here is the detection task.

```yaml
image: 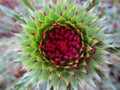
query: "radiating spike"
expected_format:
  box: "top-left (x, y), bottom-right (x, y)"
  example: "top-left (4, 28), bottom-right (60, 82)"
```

top-left (75, 60), bottom-right (79, 64)
top-left (80, 60), bottom-right (87, 66)
top-left (81, 54), bottom-right (85, 58)
top-left (58, 77), bottom-right (61, 80)
top-left (69, 62), bottom-right (74, 66)
top-left (74, 64), bottom-right (78, 69)
top-left (49, 4), bottom-right (52, 9)
top-left (42, 57), bottom-right (46, 61)
top-left (60, 12), bottom-right (62, 16)
top-left (72, 73), bottom-right (75, 78)
top-left (65, 66), bottom-right (70, 71)
top-left (56, 66), bottom-right (60, 70)
top-left (31, 16), bottom-right (35, 20)
top-left (34, 59), bottom-right (39, 63)
top-left (44, 12), bottom-right (46, 16)
top-left (50, 60), bottom-right (55, 65)
top-left (17, 50), bottom-right (22, 52)
top-left (49, 69), bottom-right (53, 74)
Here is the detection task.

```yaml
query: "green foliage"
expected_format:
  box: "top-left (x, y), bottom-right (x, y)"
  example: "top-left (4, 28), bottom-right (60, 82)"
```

top-left (0, 0), bottom-right (120, 90)
top-left (0, 5), bottom-right (25, 23)
top-left (16, 0), bottom-right (116, 90)
top-left (22, 0), bottom-right (35, 11)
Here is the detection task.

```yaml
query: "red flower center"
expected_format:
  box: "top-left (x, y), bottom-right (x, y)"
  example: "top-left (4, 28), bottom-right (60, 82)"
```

top-left (56, 40), bottom-right (68, 53)
top-left (40, 25), bottom-right (84, 68)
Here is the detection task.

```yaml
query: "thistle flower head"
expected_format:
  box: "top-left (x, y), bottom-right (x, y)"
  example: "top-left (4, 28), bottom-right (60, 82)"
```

top-left (19, 0), bottom-right (109, 89)
top-left (41, 24), bottom-right (86, 69)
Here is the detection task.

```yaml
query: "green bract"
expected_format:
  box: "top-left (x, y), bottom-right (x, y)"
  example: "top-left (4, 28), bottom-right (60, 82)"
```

top-left (18, 0), bottom-right (109, 90)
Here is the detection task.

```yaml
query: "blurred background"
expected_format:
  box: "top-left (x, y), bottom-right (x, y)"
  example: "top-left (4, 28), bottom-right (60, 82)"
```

top-left (0, 0), bottom-right (120, 90)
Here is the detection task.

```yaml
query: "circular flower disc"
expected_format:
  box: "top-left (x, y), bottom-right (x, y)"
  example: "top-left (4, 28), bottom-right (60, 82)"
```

top-left (20, 1), bottom-right (107, 89)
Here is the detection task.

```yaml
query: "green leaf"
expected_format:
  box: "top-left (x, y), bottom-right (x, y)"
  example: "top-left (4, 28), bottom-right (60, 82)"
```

top-left (40, 69), bottom-right (49, 81)
top-left (21, 40), bottom-right (32, 46)
top-left (95, 68), bottom-right (106, 78)
top-left (86, 28), bottom-right (96, 36)
top-left (35, 0), bottom-right (39, 5)
top-left (36, 33), bottom-right (42, 41)
top-left (14, 83), bottom-right (24, 90)
top-left (63, 11), bottom-right (68, 20)
top-left (56, 4), bottom-right (62, 15)
top-left (93, 55), bottom-right (110, 64)
top-left (80, 60), bottom-right (87, 66)
top-left (30, 11), bottom-right (39, 19)
top-left (89, 59), bottom-right (99, 68)
top-left (93, 33), bottom-right (105, 40)
top-left (30, 36), bottom-right (37, 41)
top-left (83, 16), bottom-right (93, 25)
top-left (62, 0), bottom-right (69, 8)
top-left (91, 39), bottom-right (99, 46)
top-left (38, 11), bottom-right (45, 22)
top-left (23, 47), bottom-right (34, 53)
top-left (77, 3), bottom-right (89, 15)
top-left (35, 20), bottom-right (41, 27)
top-left (45, 16), bottom-right (53, 23)
top-left (59, 80), bottom-right (67, 90)
top-left (32, 62), bottom-right (42, 69)
top-left (76, 72), bottom-right (85, 84)
top-left (49, 71), bottom-right (56, 81)
top-left (77, 12), bottom-right (86, 23)
top-left (57, 17), bottom-right (66, 23)
top-left (56, 70), bottom-right (63, 78)
top-left (22, 0), bottom-right (35, 11)
top-left (24, 26), bottom-right (37, 34)
top-left (71, 16), bottom-right (77, 23)
top-left (46, 81), bottom-right (53, 90)
top-left (31, 51), bottom-right (42, 59)
top-left (50, 10), bottom-right (59, 20)
top-left (84, 74), bottom-right (96, 87)
top-left (87, 0), bottom-right (100, 11)
top-left (0, 5), bottom-right (25, 23)
top-left (15, 54), bottom-right (30, 62)
top-left (25, 57), bottom-right (35, 70)
top-left (52, 77), bottom-right (60, 90)
top-left (79, 66), bottom-right (87, 73)
top-left (81, 25), bottom-right (88, 33)
top-left (96, 47), bottom-right (106, 54)
top-left (86, 66), bottom-right (100, 79)
top-left (68, 6), bottom-right (76, 18)
top-left (48, 65), bottom-right (55, 73)
top-left (90, 18), bottom-right (105, 28)
top-left (76, 23), bottom-right (82, 28)
top-left (31, 69), bottom-right (41, 80)
top-left (62, 71), bottom-right (70, 86)
top-left (17, 33), bottom-right (30, 40)
top-left (38, 27), bottom-right (44, 35)
top-left (105, 47), bottom-right (120, 55)
top-left (42, 61), bottom-right (49, 70)
top-left (42, 23), bottom-right (50, 29)
top-left (14, 77), bottom-right (30, 90)
top-left (43, 4), bottom-right (50, 16)
top-left (25, 19), bottom-right (36, 27)
top-left (86, 44), bottom-right (92, 52)
top-left (49, 0), bottom-right (56, 11)
top-left (31, 42), bottom-right (38, 49)
top-left (70, 76), bottom-right (78, 90)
